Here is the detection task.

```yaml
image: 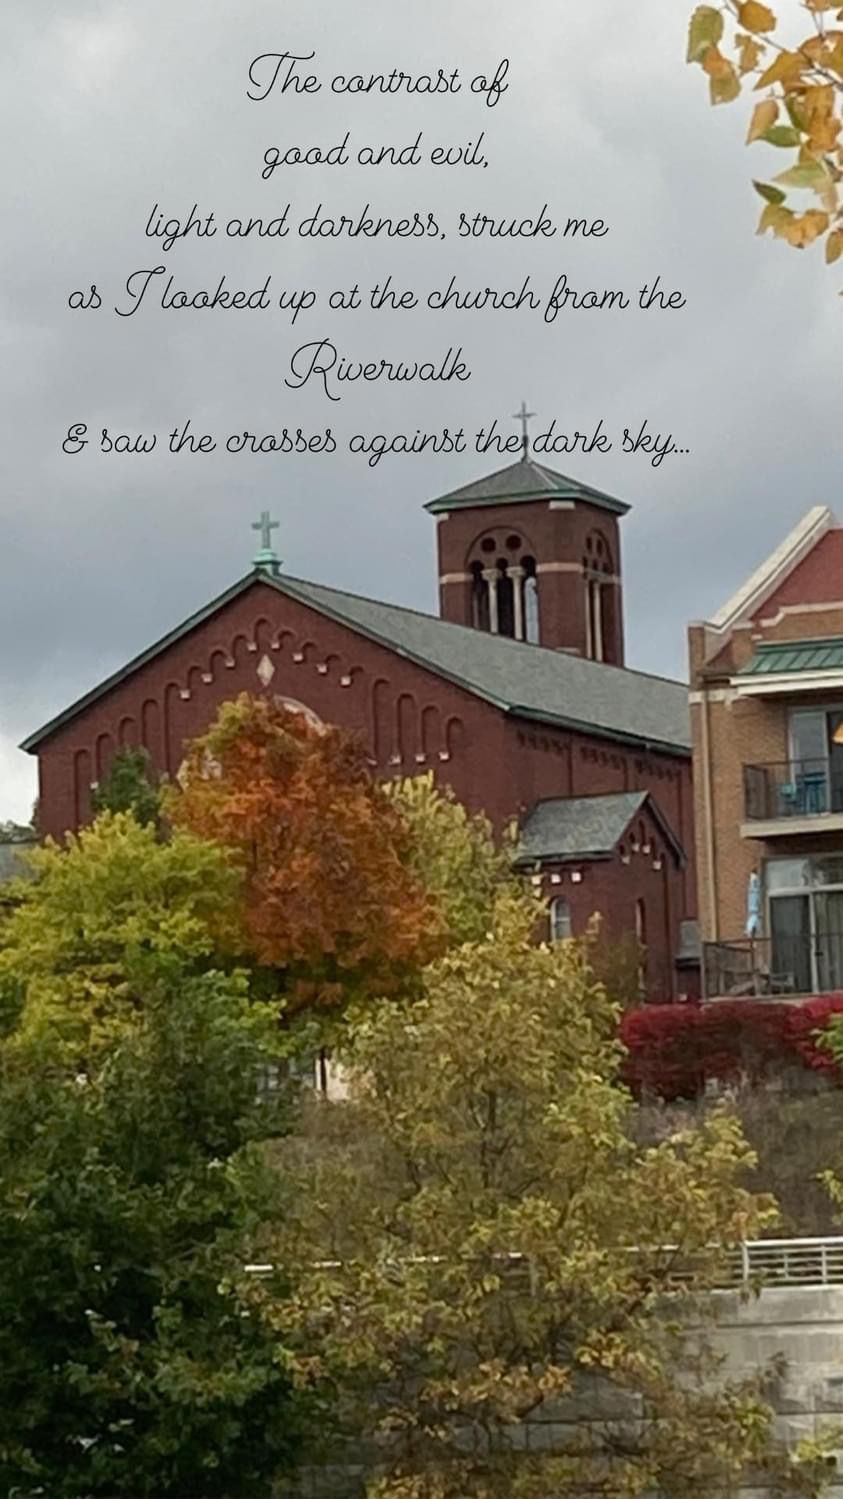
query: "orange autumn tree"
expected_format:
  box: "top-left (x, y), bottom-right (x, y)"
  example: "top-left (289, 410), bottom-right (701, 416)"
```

top-left (167, 695), bottom-right (443, 1009)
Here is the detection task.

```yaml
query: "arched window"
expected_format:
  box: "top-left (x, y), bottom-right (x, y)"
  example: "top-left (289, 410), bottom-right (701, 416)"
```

top-left (497, 559), bottom-right (515, 638)
top-left (524, 556), bottom-right (540, 644)
top-left (635, 898), bottom-right (648, 995)
top-left (550, 897), bottom-right (573, 942)
top-left (584, 532), bottom-right (614, 662)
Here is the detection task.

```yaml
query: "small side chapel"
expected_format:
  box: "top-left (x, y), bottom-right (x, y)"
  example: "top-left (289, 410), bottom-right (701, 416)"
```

top-left (23, 416), bottom-right (698, 1000)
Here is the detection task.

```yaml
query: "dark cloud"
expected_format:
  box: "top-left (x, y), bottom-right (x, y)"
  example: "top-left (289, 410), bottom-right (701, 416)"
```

top-left (3, 0), bottom-right (841, 818)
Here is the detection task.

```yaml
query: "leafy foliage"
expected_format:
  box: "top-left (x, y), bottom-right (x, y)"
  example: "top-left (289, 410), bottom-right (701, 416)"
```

top-left (0, 833), bottom-right (313, 1496)
top-left (622, 998), bottom-right (843, 1100)
top-left (688, 1), bottom-right (843, 265)
top-left (384, 773), bottom-right (516, 947)
top-left (167, 695), bottom-right (444, 1011)
top-left (251, 895), bottom-right (824, 1498)
top-left (0, 812), bottom-right (240, 1064)
top-left (91, 747), bottom-right (161, 828)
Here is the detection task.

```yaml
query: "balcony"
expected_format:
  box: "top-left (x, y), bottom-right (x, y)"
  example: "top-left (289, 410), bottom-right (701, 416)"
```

top-left (703, 932), bottom-right (843, 1000)
top-left (742, 759), bottom-right (843, 837)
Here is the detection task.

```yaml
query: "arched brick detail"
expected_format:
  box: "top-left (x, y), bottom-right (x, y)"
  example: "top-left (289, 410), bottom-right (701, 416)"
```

top-left (162, 682), bottom-right (184, 773)
top-left (118, 715), bottom-right (138, 749)
top-left (73, 747), bottom-right (93, 826)
top-left (95, 731), bottom-right (115, 782)
top-left (421, 704), bottom-right (441, 761)
top-left (396, 693), bottom-right (418, 765)
top-left (444, 715), bottom-right (465, 762)
top-left (371, 679), bottom-right (391, 763)
top-left (141, 699), bottom-right (162, 762)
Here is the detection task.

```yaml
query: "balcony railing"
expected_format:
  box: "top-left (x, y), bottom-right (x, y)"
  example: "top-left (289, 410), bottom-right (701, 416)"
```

top-left (744, 758), bottom-right (843, 822)
top-left (703, 932), bottom-right (843, 999)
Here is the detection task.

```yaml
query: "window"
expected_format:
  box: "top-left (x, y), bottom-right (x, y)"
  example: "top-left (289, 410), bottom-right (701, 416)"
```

top-left (550, 897), bottom-right (572, 942)
top-left (497, 559), bottom-right (515, 638)
top-left (765, 855), bottom-right (843, 993)
top-left (635, 898), bottom-right (648, 994)
top-left (788, 707), bottom-right (843, 813)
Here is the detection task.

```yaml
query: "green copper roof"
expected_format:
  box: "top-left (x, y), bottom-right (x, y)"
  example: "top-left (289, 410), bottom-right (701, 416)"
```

top-left (425, 457), bottom-right (630, 516)
top-left (22, 570), bottom-right (689, 755)
top-left (739, 638), bottom-right (843, 677)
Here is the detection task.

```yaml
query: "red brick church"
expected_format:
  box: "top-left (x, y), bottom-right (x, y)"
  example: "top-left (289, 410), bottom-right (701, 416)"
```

top-left (22, 431), bottom-right (698, 999)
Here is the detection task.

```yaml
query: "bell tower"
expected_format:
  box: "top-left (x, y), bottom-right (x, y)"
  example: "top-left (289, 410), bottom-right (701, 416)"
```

top-left (425, 410), bottom-right (629, 665)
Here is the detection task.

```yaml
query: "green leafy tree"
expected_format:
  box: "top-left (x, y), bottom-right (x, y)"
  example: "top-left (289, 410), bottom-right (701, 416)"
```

top-left (0, 812), bottom-right (241, 1062)
top-left (0, 815), bottom-right (315, 1498)
top-left (255, 893), bottom-right (832, 1498)
top-left (91, 747), bottom-right (161, 828)
top-left (384, 774), bottom-right (517, 947)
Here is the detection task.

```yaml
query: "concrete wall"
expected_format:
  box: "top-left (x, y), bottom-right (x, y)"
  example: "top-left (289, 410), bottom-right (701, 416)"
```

top-left (288, 1283), bottom-right (843, 1497)
top-left (711, 1284), bottom-right (843, 1491)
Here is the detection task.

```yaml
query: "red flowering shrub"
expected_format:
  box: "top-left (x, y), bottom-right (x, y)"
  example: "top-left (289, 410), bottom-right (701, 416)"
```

top-left (621, 998), bottom-right (843, 1100)
top-left (787, 996), bottom-right (843, 1076)
top-left (620, 1006), bottom-right (704, 1100)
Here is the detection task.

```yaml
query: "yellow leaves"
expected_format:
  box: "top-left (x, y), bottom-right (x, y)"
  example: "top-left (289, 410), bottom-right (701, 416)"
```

top-left (826, 227), bottom-right (843, 263)
top-left (757, 201), bottom-right (794, 237)
top-left (754, 49), bottom-right (806, 89)
top-left (687, 4), bottom-right (724, 62)
top-left (737, 0), bottom-right (776, 32)
top-left (735, 32), bottom-right (766, 73)
top-left (746, 97), bottom-right (778, 143)
top-left (774, 158), bottom-right (832, 191)
top-left (703, 46), bottom-right (742, 103)
top-left (758, 202), bottom-right (830, 247)
top-left (787, 209), bottom-right (831, 247)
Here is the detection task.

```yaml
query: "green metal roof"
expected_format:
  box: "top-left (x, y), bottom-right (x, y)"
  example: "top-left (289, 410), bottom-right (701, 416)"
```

top-left (739, 637), bottom-right (843, 677)
top-left (425, 456), bottom-right (630, 517)
top-left (22, 570), bottom-right (690, 756)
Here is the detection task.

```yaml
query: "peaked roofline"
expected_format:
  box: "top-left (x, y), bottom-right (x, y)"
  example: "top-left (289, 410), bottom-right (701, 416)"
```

top-left (695, 505), bottom-right (835, 640)
top-left (512, 789), bottom-right (686, 868)
top-left (20, 572), bottom-right (260, 752)
top-left (22, 568), bottom-right (688, 757)
top-left (425, 456), bottom-right (630, 516)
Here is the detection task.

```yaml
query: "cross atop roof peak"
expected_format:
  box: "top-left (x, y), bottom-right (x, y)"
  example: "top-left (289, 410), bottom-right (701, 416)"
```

top-left (251, 510), bottom-right (281, 574)
top-left (512, 400), bottom-right (536, 458)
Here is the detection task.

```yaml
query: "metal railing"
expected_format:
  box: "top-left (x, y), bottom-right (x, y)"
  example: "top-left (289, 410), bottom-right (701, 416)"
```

top-left (724, 1236), bottom-right (843, 1288)
top-left (245, 1238), bottom-right (843, 1290)
top-left (703, 933), bottom-right (843, 999)
top-left (744, 759), bottom-right (843, 822)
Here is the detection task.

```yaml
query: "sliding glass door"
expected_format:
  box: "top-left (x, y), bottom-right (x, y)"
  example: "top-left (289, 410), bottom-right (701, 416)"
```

top-left (767, 856), bottom-right (843, 992)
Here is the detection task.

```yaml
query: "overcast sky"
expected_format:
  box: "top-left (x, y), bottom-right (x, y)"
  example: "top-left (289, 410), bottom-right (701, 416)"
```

top-left (2, 0), bottom-right (841, 822)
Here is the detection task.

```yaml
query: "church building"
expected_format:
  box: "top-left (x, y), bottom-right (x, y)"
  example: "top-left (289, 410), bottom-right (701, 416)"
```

top-left (22, 428), bottom-right (697, 1000)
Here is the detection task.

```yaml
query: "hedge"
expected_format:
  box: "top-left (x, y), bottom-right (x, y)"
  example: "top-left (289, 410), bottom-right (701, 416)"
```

top-left (620, 997), bottom-right (843, 1100)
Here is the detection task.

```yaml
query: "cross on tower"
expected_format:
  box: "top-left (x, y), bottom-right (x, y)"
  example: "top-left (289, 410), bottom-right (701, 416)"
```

top-left (513, 400), bottom-right (536, 458)
top-left (251, 510), bottom-right (281, 572)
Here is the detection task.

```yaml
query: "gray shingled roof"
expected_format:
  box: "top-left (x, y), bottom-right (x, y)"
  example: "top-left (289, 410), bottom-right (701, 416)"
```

top-left (279, 576), bottom-right (690, 752)
top-left (425, 456), bottom-right (629, 517)
top-left (515, 792), bottom-right (684, 865)
top-left (22, 571), bottom-right (690, 755)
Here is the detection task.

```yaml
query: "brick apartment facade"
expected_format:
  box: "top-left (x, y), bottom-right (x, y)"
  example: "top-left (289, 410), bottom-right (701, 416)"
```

top-left (690, 506), bottom-right (843, 998)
